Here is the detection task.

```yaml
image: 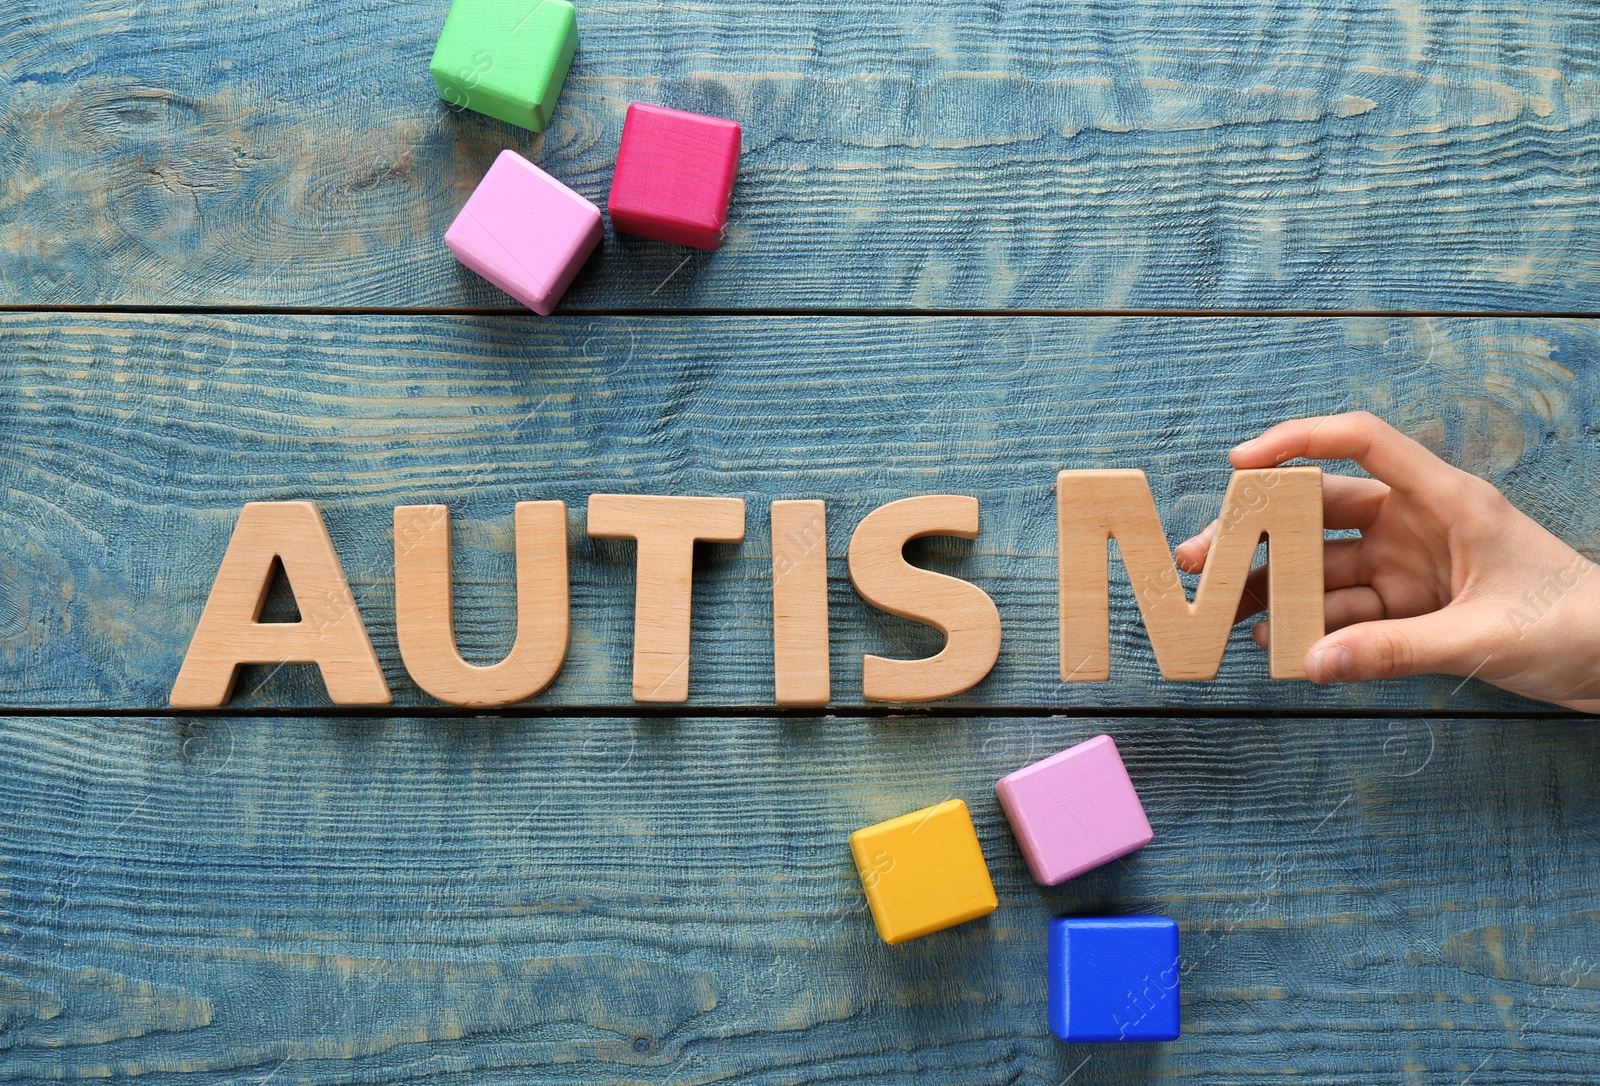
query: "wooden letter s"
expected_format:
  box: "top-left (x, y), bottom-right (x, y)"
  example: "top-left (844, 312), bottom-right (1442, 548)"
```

top-left (848, 495), bottom-right (1002, 702)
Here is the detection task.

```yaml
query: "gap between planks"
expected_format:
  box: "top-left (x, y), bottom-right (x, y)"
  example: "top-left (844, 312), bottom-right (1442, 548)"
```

top-left (0, 705), bottom-right (1581, 720)
top-left (2, 305), bottom-right (1599, 319)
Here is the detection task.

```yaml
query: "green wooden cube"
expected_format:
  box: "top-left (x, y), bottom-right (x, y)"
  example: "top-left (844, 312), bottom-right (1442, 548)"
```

top-left (430, 0), bottom-right (579, 132)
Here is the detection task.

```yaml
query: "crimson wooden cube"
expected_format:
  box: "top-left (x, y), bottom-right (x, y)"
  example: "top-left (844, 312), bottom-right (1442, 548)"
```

top-left (607, 103), bottom-right (741, 250)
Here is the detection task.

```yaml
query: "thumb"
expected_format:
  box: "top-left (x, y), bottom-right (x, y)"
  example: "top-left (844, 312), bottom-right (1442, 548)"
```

top-left (1304, 609), bottom-right (1488, 684)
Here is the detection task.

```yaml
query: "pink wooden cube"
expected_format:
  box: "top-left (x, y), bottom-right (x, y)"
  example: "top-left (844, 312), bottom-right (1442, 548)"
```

top-left (995, 734), bottom-right (1154, 886)
top-left (607, 103), bottom-right (740, 250)
top-left (444, 149), bottom-right (603, 315)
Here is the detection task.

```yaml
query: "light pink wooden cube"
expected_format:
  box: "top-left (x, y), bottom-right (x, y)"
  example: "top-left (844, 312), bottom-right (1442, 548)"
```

top-left (995, 734), bottom-right (1153, 886)
top-left (444, 149), bottom-right (603, 315)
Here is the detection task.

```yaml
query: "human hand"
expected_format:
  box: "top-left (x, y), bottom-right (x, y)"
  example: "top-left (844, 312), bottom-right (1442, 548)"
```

top-left (1174, 411), bottom-right (1600, 713)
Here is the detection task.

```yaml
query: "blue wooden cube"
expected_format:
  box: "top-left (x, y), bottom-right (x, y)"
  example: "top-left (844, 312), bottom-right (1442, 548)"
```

top-left (1047, 915), bottom-right (1180, 1042)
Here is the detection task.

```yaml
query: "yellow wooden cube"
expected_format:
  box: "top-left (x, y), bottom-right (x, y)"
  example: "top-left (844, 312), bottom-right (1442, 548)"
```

top-left (849, 798), bottom-right (999, 945)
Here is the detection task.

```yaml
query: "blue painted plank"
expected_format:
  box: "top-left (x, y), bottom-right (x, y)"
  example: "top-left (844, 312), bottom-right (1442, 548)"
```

top-left (1, 312), bottom-right (1595, 711)
top-left (2, 0), bottom-right (1597, 309)
top-left (0, 712), bottom-right (1595, 1082)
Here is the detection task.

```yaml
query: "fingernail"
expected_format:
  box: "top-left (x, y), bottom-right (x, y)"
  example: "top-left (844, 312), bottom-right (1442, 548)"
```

top-left (1231, 437), bottom-right (1260, 454)
top-left (1311, 644), bottom-right (1352, 682)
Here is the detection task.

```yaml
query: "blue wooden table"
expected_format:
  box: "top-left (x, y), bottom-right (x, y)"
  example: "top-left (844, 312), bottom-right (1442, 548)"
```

top-left (3, 1), bottom-right (1599, 1082)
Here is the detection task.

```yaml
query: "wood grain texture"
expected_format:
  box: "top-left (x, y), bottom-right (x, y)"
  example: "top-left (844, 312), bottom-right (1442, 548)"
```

top-left (0, 712), bottom-right (1595, 1082)
top-left (3, 0), bottom-right (1599, 309)
top-left (1, 311), bottom-right (1596, 712)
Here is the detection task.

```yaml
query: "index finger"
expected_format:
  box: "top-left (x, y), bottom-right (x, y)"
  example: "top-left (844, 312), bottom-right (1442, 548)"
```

top-left (1228, 411), bottom-right (1453, 500)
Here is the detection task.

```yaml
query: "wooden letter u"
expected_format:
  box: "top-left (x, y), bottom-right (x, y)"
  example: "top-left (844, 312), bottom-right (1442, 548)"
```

top-left (394, 502), bottom-right (570, 706)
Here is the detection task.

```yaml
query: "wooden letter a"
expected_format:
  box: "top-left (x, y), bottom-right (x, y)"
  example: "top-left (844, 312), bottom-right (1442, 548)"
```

top-left (1058, 468), bottom-right (1324, 681)
top-left (170, 502), bottom-right (392, 707)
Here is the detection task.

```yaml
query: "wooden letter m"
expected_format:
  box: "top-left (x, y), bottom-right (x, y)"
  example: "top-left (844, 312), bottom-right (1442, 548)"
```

top-left (1058, 468), bottom-right (1324, 681)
